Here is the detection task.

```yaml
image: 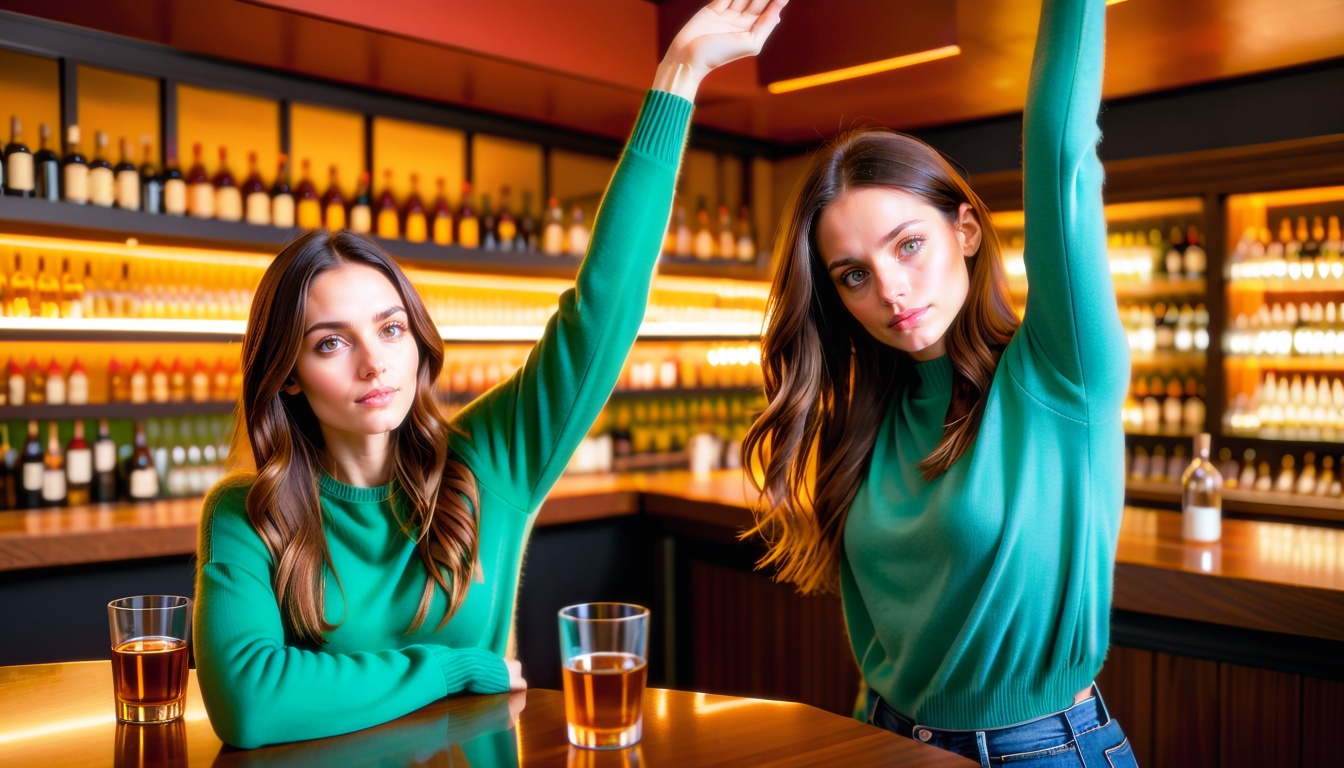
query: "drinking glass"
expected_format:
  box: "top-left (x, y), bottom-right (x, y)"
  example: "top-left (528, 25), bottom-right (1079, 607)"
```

top-left (107, 595), bottom-right (192, 724)
top-left (558, 602), bottom-right (649, 749)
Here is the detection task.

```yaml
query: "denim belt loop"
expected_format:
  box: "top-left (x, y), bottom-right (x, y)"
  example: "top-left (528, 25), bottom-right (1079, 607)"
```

top-left (973, 731), bottom-right (991, 768)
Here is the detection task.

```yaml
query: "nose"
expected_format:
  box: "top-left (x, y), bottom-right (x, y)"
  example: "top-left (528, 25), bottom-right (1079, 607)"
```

top-left (358, 347), bottom-right (386, 380)
top-left (874, 262), bottom-right (908, 306)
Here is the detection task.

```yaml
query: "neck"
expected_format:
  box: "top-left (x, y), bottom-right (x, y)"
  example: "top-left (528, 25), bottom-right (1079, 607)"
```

top-left (317, 427), bottom-right (393, 488)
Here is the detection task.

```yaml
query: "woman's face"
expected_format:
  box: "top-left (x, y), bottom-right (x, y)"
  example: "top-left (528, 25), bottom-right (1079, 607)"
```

top-left (816, 187), bottom-right (981, 361)
top-left (284, 263), bottom-right (420, 445)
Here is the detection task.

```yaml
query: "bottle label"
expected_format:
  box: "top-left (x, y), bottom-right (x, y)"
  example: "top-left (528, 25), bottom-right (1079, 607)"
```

top-left (89, 167), bottom-right (115, 206)
top-left (64, 165), bottom-right (90, 203)
top-left (190, 182), bottom-right (216, 218)
top-left (272, 195), bottom-right (296, 228)
top-left (129, 467), bottom-right (159, 499)
top-left (432, 216), bottom-right (452, 245)
top-left (42, 469), bottom-right (66, 502)
top-left (297, 199), bottom-right (322, 229)
top-left (151, 374), bottom-right (170, 403)
top-left (47, 377), bottom-right (67, 405)
top-left (164, 179), bottom-right (187, 214)
top-left (67, 374), bottom-right (89, 405)
top-left (405, 214), bottom-right (428, 243)
top-left (325, 204), bottom-right (347, 230)
top-left (23, 462), bottom-right (44, 491)
top-left (349, 206), bottom-right (372, 234)
top-left (1182, 505), bottom-right (1221, 542)
top-left (7, 153), bottom-right (34, 191)
top-left (67, 448), bottom-right (93, 484)
top-left (191, 373), bottom-right (211, 403)
top-left (8, 376), bottom-right (24, 405)
top-left (94, 441), bottom-right (117, 472)
top-left (245, 191), bottom-right (271, 225)
top-left (216, 187), bottom-right (243, 221)
top-left (376, 208), bottom-right (399, 238)
top-left (116, 170), bottom-right (140, 210)
top-left (458, 219), bottom-right (479, 248)
top-left (131, 374), bottom-right (149, 404)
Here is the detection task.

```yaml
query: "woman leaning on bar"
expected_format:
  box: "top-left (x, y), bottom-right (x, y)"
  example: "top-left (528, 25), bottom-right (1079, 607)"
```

top-left (743, 0), bottom-right (1139, 765)
top-left (192, 0), bottom-right (786, 749)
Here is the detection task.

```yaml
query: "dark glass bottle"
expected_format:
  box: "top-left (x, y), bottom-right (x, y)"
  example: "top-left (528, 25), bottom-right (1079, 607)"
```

top-left (125, 420), bottom-right (159, 501)
top-left (33, 123), bottom-right (60, 202)
top-left (92, 418), bottom-right (119, 503)
top-left (139, 136), bottom-right (162, 214)
top-left (113, 136), bottom-right (140, 211)
top-left (17, 420), bottom-right (44, 509)
top-left (4, 115), bottom-right (35, 197)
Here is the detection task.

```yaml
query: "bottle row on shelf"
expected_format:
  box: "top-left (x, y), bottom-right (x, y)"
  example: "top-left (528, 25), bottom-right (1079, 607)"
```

top-left (1225, 301), bottom-right (1344, 357)
top-left (566, 392), bottom-right (766, 475)
top-left (1128, 441), bottom-right (1343, 499)
top-left (1121, 372), bottom-right (1205, 436)
top-left (1, 356), bottom-right (241, 408)
top-left (1228, 216), bottom-right (1344, 282)
top-left (1224, 372), bottom-right (1344, 441)
top-left (1123, 302), bottom-right (1210, 354)
top-left (0, 415), bottom-right (233, 510)
top-left (1003, 225), bottom-right (1208, 284)
top-left (664, 198), bottom-right (759, 263)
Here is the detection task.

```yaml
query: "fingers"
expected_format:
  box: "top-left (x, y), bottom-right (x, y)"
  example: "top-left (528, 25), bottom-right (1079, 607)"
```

top-left (744, 0), bottom-right (772, 16)
top-left (750, 0), bottom-right (787, 40)
top-left (708, 0), bottom-right (733, 13)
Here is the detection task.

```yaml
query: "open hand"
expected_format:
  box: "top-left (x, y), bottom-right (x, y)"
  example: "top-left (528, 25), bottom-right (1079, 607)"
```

top-left (660, 0), bottom-right (787, 88)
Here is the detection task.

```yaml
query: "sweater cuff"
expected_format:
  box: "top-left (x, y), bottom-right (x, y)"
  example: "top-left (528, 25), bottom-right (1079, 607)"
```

top-left (628, 90), bottom-right (693, 167)
top-left (432, 646), bottom-right (512, 695)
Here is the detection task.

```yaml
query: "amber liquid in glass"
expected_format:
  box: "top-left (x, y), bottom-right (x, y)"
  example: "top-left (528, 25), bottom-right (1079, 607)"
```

top-left (562, 652), bottom-right (647, 748)
top-left (111, 637), bottom-right (189, 723)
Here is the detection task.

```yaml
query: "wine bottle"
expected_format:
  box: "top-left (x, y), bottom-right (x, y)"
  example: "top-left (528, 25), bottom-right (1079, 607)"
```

top-left (242, 151), bottom-right (270, 226)
top-left (567, 204), bottom-right (589, 257)
top-left (67, 358), bottom-right (89, 404)
top-left (89, 131), bottom-right (115, 207)
top-left (187, 142), bottom-right (214, 219)
top-left (349, 171), bottom-right (372, 233)
top-left (404, 174), bottom-right (428, 242)
top-left (161, 141), bottom-right (187, 216)
top-left (190, 359), bottom-right (211, 403)
top-left (33, 123), bottom-right (60, 202)
top-left (40, 421), bottom-right (67, 506)
top-left (113, 136), bottom-right (140, 210)
top-left (692, 198), bottom-right (714, 260)
top-left (214, 147), bottom-right (242, 222)
top-left (270, 154), bottom-right (295, 228)
top-left (375, 170), bottom-right (400, 239)
top-left (295, 159), bottom-right (321, 229)
top-left (736, 205), bottom-right (756, 262)
top-left (138, 135), bottom-right (162, 214)
top-left (8, 251), bottom-right (34, 318)
top-left (36, 255), bottom-right (60, 318)
top-left (4, 115), bottom-right (35, 197)
top-left (518, 191), bottom-right (538, 252)
top-left (431, 177), bottom-right (453, 246)
top-left (542, 196), bottom-right (564, 256)
top-left (717, 204), bottom-right (735, 261)
top-left (62, 125), bottom-right (90, 205)
top-left (65, 420), bottom-right (92, 507)
top-left (126, 420), bottom-right (159, 501)
top-left (321, 165), bottom-right (346, 230)
top-left (18, 420), bottom-right (44, 509)
top-left (44, 358), bottom-right (66, 405)
top-left (673, 202), bottom-right (692, 257)
top-left (497, 187), bottom-right (518, 252)
top-left (169, 357), bottom-right (188, 403)
top-left (6, 358), bottom-right (23, 405)
top-left (480, 193), bottom-right (498, 251)
top-left (91, 419), bottom-right (118, 503)
top-left (150, 358), bottom-right (170, 404)
top-left (129, 358), bottom-right (148, 404)
top-left (0, 424), bottom-right (14, 510)
top-left (456, 181), bottom-right (479, 248)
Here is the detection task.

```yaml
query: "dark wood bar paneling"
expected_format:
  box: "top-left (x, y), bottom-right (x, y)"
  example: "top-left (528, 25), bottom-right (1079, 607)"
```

top-left (1302, 678), bottom-right (1344, 768)
top-left (1220, 663), bottom-right (1302, 768)
top-left (1094, 645), bottom-right (1155, 768)
top-left (1154, 653), bottom-right (1221, 768)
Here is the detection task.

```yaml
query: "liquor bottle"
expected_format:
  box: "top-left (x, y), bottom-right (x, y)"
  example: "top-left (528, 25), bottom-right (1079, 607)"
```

top-left (65, 419), bottom-right (92, 507)
top-left (1274, 455), bottom-right (1296, 494)
top-left (480, 194), bottom-right (498, 250)
top-left (294, 159), bottom-right (321, 229)
top-left (322, 165), bottom-right (346, 230)
top-left (1238, 449), bottom-right (1257, 490)
top-left (0, 424), bottom-right (13, 510)
top-left (36, 256), bottom-right (60, 318)
top-left (8, 251), bottom-right (34, 317)
top-left (89, 131), bottom-right (116, 207)
top-left (456, 181), bottom-right (478, 248)
top-left (62, 125), bottom-right (90, 204)
top-left (92, 419), bottom-right (118, 503)
top-left (190, 359), bottom-right (211, 403)
top-left (518, 191), bottom-right (539, 252)
top-left (169, 358), bottom-right (188, 403)
top-left (735, 205), bottom-right (756, 262)
top-left (1163, 226), bottom-right (1184, 278)
top-left (430, 177), bottom-right (453, 246)
top-left (1182, 226), bottom-right (1206, 280)
top-left (4, 115), bottom-right (35, 197)
top-left (214, 147), bottom-right (242, 222)
top-left (270, 155), bottom-right (295, 228)
top-left (349, 171), bottom-right (372, 233)
top-left (67, 358), bottom-right (89, 404)
top-left (692, 198), bottom-right (714, 260)
top-left (6, 358), bottom-right (23, 405)
top-left (567, 205), bottom-right (589, 257)
top-left (673, 203), bottom-right (692, 257)
top-left (138, 135), bottom-right (161, 214)
top-left (126, 420), bottom-right (160, 501)
top-left (129, 359), bottom-right (148, 404)
top-left (1297, 452), bottom-right (1318, 495)
top-left (187, 143), bottom-right (214, 219)
top-left (44, 358), bottom-right (66, 405)
top-left (1318, 456), bottom-right (1337, 496)
top-left (1181, 433), bottom-right (1221, 542)
top-left (404, 174), bottom-right (428, 243)
top-left (242, 151), bottom-right (270, 226)
top-left (717, 205), bottom-right (735, 261)
top-left (114, 137), bottom-right (140, 210)
top-left (1304, 217), bottom-right (1324, 259)
top-left (33, 123), bottom-right (60, 202)
top-left (212, 358), bottom-right (231, 402)
top-left (161, 141), bottom-right (186, 216)
top-left (18, 420), bottom-right (44, 509)
top-left (375, 170), bottom-right (400, 239)
top-left (496, 187), bottom-right (519, 251)
top-left (541, 196), bottom-right (564, 256)
top-left (150, 358), bottom-right (170, 404)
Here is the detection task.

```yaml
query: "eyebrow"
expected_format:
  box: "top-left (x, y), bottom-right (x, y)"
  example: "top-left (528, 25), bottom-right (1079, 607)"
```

top-left (825, 218), bottom-right (921, 271)
top-left (303, 305), bottom-right (407, 337)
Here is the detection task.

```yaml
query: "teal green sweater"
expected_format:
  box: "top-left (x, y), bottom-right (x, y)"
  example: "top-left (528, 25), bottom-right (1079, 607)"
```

top-left (194, 90), bottom-right (692, 749)
top-left (840, 0), bottom-right (1130, 730)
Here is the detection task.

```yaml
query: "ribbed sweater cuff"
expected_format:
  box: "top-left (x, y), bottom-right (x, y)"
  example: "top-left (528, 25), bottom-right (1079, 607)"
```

top-left (432, 646), bottom-right (511, 695)
top-left (628, 90), bottom-right (693, 167)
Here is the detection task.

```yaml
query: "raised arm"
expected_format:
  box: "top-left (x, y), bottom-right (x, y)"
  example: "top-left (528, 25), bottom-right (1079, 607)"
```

top-left (194, 486), bottom-right (512, 749)
top-left (1019, 0), bottom-right (1129, 411)
top-left (449, 0), bottom-right (785, 513)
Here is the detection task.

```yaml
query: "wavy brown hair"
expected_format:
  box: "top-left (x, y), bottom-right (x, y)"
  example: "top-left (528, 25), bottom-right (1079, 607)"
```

top-left (226, 229), bottom-right (480, 644)
top-left (743, 129), bottom-right (1019, 595)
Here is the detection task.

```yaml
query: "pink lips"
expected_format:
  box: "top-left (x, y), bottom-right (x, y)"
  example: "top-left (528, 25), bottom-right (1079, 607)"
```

top-left (356, 386), bottom-right (397, 407)
top-left (889, 306), bottom-right (929, 332)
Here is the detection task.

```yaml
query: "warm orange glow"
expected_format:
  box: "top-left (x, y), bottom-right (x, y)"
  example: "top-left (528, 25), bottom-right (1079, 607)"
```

top-left (1106, 0), bottom-right (1129, 6)
top-left (766, 45), bottom-right (961, 94)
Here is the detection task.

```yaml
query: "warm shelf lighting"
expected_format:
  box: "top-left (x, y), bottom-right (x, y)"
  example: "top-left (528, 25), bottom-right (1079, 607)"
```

top-left (766, 45), bottom-right (961, 94)
top-left (1106, 0), bottom-right (1128, 5)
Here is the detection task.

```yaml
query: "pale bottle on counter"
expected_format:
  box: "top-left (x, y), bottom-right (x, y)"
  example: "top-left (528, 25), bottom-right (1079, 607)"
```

top-left (67, 358), bottom-right (89, 405)
top-left (1181, 433), bottom-right (1221, 542)
top-left (65, 419), bottom-right (92, 507)
top-left (41, 421), bottom-right (66, 507)
top-left (88, 131), bottom-right (115, 207)
top-left (44, 358), bottom-right (66, 405)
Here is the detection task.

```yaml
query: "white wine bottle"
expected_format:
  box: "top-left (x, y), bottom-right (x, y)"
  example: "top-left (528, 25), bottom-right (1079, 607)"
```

top-left (1180, 432), bottom-right (1222, 542)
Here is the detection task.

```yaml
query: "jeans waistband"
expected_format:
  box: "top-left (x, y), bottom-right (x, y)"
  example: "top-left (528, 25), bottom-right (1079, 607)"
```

top-left (868, 687), bottom-right (1111, 766)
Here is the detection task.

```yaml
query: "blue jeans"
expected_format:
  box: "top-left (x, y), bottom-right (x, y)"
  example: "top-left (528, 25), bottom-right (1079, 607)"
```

top-left (867, 686), bottom-right (1138, 767)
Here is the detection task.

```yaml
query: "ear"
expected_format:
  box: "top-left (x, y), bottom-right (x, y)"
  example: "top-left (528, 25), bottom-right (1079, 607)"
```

top-left (282, 373), bottom-right (302, 396)
top-left (954, 203), bottom-right (983, 258)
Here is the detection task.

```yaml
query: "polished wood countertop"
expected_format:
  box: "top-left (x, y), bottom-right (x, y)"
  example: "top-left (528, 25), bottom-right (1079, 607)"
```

top-left (3, 470), bottom-right (1342, 640)
top-left (0, 661), bottom-right (969, 767)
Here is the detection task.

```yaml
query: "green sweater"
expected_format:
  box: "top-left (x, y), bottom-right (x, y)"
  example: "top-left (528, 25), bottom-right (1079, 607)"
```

top-left (840, 0), bottom-right (1130, 731)
top-left (194, 90), bottom-right (692, 749)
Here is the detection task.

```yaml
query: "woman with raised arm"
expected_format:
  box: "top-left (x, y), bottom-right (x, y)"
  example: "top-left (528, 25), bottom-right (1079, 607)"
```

top-left (193, 0), bottom-right (785, 749)
top-left (743, 0), bottom-right (1138, 764)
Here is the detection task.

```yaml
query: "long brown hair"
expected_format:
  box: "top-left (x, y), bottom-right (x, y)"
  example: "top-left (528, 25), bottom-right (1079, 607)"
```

top-left (226, 229), bottom-right (480, 644)
top-left (743, 129), bottom-right (1019, 595)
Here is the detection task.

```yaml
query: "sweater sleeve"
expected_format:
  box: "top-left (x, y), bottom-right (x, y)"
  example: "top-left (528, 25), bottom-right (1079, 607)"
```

top-left (448, 90), bottom-right (692, 513)
top-left (1018, 0), bottom-right (1129, 415)
top-left (193, 484), bottom-right (512, 749)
